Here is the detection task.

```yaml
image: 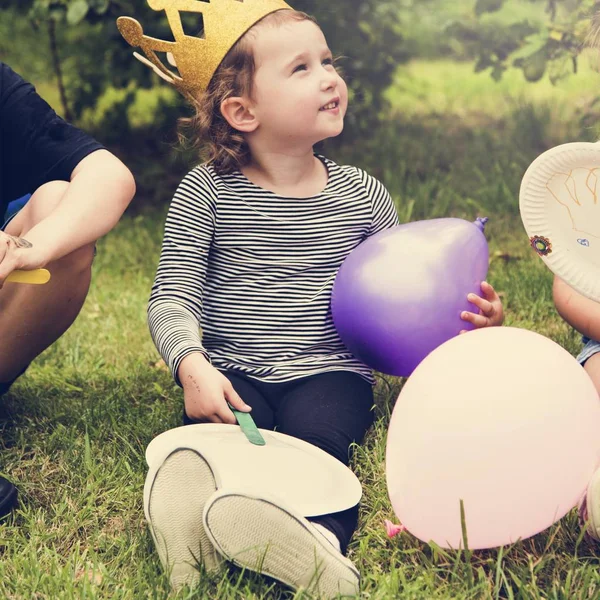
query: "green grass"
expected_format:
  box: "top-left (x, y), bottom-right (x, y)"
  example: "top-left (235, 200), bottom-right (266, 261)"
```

top-left (3, 42), bottom-right (600, 598)
top-left (0, 205), bottom-right (596, 599)
top-left (386, 56), bottom-right (600, 118)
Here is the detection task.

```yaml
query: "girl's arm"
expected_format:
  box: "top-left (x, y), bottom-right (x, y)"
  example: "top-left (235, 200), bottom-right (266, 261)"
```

top-left (147, 168), bottom-right (216, 384)
top-left (553, 275), bottom-right (600, 340)
top-left (147, 167), bottom-right (251, 423)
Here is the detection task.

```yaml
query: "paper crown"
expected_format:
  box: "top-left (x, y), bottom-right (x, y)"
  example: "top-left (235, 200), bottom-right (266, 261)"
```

top-left (117, 0), bottom-right (292, 98)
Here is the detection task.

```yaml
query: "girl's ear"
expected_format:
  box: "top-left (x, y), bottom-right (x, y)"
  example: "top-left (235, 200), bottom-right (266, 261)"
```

top-left (220, 97), bottom-right (259, 133)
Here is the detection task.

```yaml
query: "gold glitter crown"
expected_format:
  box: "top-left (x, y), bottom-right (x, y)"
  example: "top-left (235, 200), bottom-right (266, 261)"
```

top-left (117, 0), bottom-right (292, 98)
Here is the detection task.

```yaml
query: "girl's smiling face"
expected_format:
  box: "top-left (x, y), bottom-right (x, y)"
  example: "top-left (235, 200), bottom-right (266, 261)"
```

top-left (248, 18), bottom-right (348, 148)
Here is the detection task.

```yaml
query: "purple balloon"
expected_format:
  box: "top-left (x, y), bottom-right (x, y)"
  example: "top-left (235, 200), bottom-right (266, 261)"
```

top-left (331, 218), bottom-right (489, 377)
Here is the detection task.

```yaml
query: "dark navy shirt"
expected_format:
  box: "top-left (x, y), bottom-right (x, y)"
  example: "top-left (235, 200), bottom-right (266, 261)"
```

top-left (0, 62), bottom-right (104, 214)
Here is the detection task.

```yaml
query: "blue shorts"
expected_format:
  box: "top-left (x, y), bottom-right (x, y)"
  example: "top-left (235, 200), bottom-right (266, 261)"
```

top-left (577, 336), bottom-right (600, 366)
top-left (1, 194), bottom-right (31, 230)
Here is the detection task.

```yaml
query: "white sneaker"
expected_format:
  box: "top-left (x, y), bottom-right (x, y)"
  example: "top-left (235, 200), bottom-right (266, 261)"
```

top-left (203, 489), bottom-right (360, 599)
top-left (144, 448), bottom-right (222, 589)
top-left (580, 467), bottom-right (600, 541)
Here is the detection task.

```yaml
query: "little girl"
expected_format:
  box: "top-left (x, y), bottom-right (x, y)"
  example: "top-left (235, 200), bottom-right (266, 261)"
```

top-left (119, 2), bottom-right (504, 597)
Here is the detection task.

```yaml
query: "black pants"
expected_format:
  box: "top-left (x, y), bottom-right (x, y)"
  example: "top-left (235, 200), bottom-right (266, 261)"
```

top-left (184, 369), bottom-right (375, 554)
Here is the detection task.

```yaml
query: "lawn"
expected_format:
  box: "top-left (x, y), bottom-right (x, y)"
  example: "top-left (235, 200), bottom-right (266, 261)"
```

top-left (386, 56), bottom-right (600, 119)
top-left (1, 56), bottom-right (600, 598)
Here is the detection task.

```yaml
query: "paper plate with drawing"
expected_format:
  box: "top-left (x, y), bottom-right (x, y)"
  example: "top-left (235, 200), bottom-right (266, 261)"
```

top-left (520, 142), bottom-right (600, 302)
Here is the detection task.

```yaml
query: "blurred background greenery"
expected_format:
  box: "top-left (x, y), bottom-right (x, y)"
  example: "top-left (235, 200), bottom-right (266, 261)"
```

top-left (2, 0), bottom-right (600, 219)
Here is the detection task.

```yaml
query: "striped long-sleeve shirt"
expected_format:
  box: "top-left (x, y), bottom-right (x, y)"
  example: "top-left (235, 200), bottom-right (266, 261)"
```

top-left (148, 155), bottom-right (399, 385)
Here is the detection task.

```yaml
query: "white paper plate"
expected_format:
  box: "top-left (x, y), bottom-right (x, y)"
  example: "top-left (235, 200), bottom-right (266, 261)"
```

top-left (145, 424), bottom-right (362, 517)
top-left (520, 141), bottom-right (600, 302)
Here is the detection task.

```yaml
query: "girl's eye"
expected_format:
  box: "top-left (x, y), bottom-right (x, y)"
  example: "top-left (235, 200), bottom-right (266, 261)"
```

top-left (293, 64), bottom-right (307, 73)
top-left (323, 58), bottom-right (334, 66)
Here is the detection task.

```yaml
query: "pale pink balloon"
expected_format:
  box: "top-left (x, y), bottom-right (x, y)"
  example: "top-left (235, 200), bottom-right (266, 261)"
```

top-left (386, 326), bottom-right (600, 549)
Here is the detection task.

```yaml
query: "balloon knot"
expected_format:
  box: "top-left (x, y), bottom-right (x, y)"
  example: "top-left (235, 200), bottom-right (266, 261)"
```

top-left (474, 217), bottom-right (489, 232)
top-left (384, 519), bottom-right (406, 538)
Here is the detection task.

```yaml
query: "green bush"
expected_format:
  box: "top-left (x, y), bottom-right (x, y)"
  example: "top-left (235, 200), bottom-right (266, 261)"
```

top-left (126, 86), bottom-right (178, 130)
top-left (331, 100), bottom-right (590, 221)
top-left (79, 82), bottom-right (136, 136)
top-left (79, 83), bottom-right (179, 141)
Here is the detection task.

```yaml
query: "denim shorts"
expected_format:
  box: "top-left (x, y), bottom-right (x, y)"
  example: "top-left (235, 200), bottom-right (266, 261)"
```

top-left (577, 336), bottom-right (600, 366)
top-left (1, 194), bottom-right (31, 230)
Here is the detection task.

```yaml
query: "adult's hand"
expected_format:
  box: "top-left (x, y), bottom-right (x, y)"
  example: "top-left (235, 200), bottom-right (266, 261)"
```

top-left (0, 231), bottom-right (46, 287)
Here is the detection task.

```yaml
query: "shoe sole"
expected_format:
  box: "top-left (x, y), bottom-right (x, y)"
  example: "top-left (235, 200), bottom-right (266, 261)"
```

top-left (203, 490), bottom-right (359, 599)
top-left (586, 467), bottom-right (600, 540)
top-left (146, 448), bottom-right (221, 589)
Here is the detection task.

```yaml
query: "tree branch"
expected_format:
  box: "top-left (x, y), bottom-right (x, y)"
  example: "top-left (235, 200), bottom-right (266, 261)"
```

top-left (48, 18), bottom-right (72, 122)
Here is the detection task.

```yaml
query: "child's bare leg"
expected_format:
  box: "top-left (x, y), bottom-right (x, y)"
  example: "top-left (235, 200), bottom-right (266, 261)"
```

top-left (0, 181), bottom-right (94, 383)
top-left (579, 352), bottom-right (600, 540)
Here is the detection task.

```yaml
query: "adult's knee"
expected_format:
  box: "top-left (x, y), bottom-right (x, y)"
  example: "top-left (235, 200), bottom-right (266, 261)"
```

top-left (27, 180), bottom-right (70, 222)
top-left (7, 181), bottom-right (70, 236)
top-left (61, 243), bottom-right (95, 274)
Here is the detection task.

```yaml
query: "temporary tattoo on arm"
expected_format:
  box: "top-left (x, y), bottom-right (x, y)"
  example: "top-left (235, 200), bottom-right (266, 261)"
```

top-left (7, 235), bottom-right (32, 249)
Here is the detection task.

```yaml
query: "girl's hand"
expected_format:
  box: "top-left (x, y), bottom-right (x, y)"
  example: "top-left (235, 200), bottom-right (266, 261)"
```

top-left (178, 354), bottom-right (251, 424)
top-left (460, 281), bottom-right (504, 334)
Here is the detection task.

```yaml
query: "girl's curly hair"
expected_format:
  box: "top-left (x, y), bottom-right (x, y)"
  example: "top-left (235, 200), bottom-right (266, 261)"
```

top-left (179, 10), bottom-right (316, 174)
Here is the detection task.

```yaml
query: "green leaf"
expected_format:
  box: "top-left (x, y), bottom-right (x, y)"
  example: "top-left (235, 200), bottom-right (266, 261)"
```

top-left (66, 0), bottom-right (89, 25)
top-left (510, 32), bottom-right (547, 61)
top-left (491, 63), bottom-right (506, 81)
top-left (521, 49), bottom-right (547, 82)
top-left (474, 0), bottom-right (504, 17)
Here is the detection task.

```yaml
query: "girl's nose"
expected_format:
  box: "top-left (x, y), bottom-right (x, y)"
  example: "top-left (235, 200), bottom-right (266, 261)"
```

top-left (320, 71), bottom-right (338, 92)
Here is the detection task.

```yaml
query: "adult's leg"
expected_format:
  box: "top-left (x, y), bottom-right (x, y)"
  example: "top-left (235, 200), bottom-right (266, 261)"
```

top-left (274, 371), bottom-right (375, 554)
top-left (0, 181), bottom-right (95, 515)
top-left (0, 181), bottom-right (95, 385)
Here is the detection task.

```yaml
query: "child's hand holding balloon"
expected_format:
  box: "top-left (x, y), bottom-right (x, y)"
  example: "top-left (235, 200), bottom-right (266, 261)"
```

top-left (459, 281), bottom-right (504, 333)
top-left (332, 217), bottom-right (501, 377)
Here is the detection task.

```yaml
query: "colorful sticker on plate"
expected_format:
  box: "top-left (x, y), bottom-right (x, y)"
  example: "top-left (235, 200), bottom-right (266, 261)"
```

top-left (530, 235), bottom-right (552, 257)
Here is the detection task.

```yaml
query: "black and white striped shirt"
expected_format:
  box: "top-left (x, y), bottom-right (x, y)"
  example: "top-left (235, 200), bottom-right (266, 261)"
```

top-left (148, 155), bottom-right (399, 385)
